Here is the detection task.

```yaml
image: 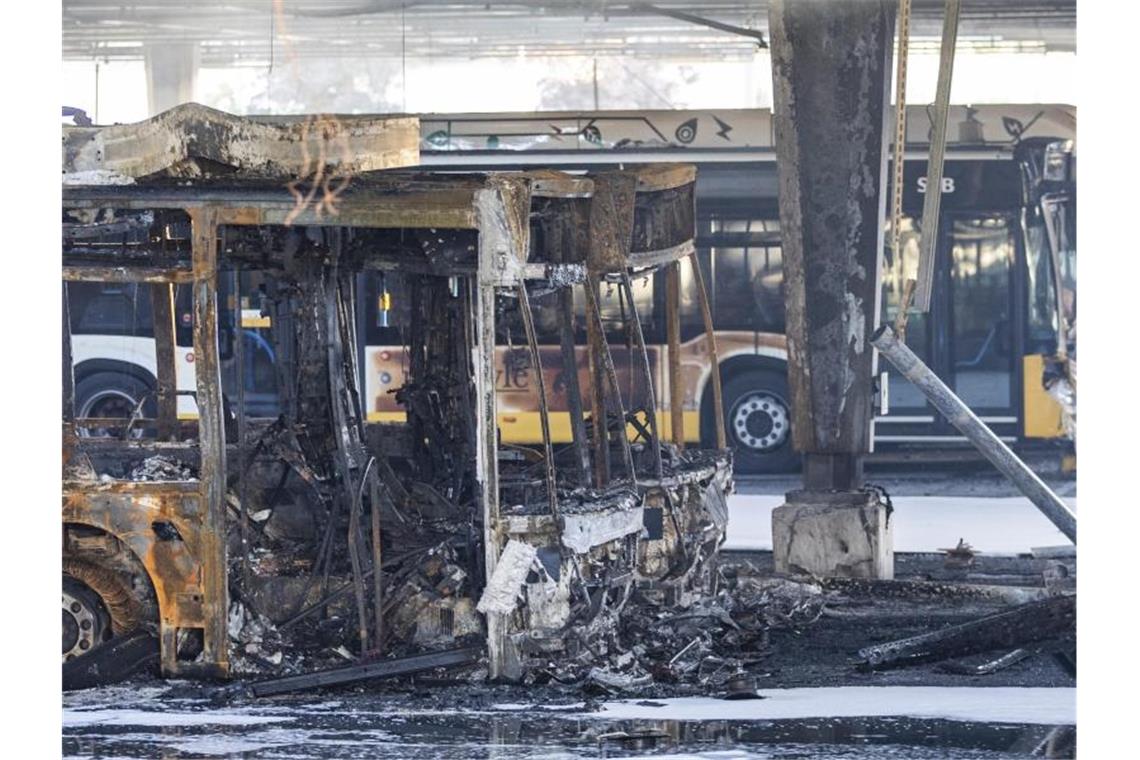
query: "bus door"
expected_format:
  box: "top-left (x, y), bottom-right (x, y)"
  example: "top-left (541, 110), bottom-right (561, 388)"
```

top-left (878, 216), bottom-right (941, 443)
top-left (879, 212), bottom-right (1020, 443)
top-left (944, 212), bottom-right (1020, 440)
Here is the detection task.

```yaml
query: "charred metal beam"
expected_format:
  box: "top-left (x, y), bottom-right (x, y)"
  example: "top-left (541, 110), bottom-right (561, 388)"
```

top-left (619, 272), bottom-right (663, 480)
top-left (63, 630), bottom-right (159, 692)
top-left (584, 278), bottom-right (612, 487)
top-left (858, 594), bottom-right (1075, 671)
top-left (150, 284), bottom-right (178, 441)
top-left (189, 206), bottom-right (230, 675)
top-left (62, 265), bottom-right (194, 284)
top-left (250, 646), bottom-right (484, 697)
top-left (872, 325), bottom-right (1076, 543)
top-left (517, 283), bottom-right (560, 520)
top-left (63, 103), bottom-right (419, 179)
top-left (583, 277), bottom-right (636, 482)
top-left (665, 261), bottom-right (684, 448)
top-left (688, 251), bottom-right (725, 450)
top-left (62, 284), bottom-right (75, 424)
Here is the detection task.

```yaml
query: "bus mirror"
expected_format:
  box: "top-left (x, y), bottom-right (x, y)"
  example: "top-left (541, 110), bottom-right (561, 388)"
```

top-left (875, 371), bottom-right (890, 415)
top-left (1043, 140), bottom-right (1073, 182)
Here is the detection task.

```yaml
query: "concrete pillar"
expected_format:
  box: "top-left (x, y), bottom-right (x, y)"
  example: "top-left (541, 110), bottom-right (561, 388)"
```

top-left (768, 0), bottom-right (895, 578)
top-left (145, 43), bottom-right (199, 116)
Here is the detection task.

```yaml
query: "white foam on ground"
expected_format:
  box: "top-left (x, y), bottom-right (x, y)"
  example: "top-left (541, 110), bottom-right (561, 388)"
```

top-left (724, 494), bottom-right (1076, 554)
top-left (62, 709), bottom-right (294, 728)
top-left (593, 687), bottom-right (1074, 725)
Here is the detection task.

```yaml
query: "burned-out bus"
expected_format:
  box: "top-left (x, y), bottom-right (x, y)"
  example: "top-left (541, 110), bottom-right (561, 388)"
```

top-left (67, 104), bottom-right (1076, 473)
top-left (62, 105), bottom-right (732, 684)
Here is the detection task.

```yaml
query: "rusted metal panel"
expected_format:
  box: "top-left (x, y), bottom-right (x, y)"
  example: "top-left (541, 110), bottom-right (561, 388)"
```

top-left (63, 103), bottom-right (419, 180)
top-left (61, 480), bottom-right (220, 676)
top-left (631, 163), bottom-right (697, 193)
top-left (586, 171), bottom-right (639, 274)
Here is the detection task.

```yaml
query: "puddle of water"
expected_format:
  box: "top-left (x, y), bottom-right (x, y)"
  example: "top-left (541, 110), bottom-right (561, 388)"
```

top-left (64, 708), bottom-right (1073, 758)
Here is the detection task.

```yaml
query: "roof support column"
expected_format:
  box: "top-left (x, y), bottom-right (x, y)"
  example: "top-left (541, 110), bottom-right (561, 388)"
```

top-left (768, 0), bottom-right (895, 579)
top-left (145, 42), bottom-right (198, 116)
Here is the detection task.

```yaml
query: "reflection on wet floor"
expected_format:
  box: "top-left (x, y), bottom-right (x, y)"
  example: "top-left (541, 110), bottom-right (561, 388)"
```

top-left (64, 707), bottom-right (1075, 759)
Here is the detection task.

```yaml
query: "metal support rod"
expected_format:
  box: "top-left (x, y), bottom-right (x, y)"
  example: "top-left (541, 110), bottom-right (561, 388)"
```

top-left (62, 284), bottom-right (75, 424)
top-left (150, 283), bottom-right (178, 440)
top-left (665, 261), bottom-right (684, 447)
top-left (688, 252), bottom-right (725, 449)
top-left (230, 269), bottom-right (251, 591)
top-left (912, 0), bottom-right (961, 312)
top-left (368, 468), bottom-right (385, 651)
top-left (250, 646), bottom-right (484, 698)
top-left (619, 273), bottom-right (663, 480)
top-left (583, 278), bottom-right (611, 486)
top-left (583, 276), bottom-right (636, 480)
top-left (1041, 198), bottom-right (1071, 364)
top-left (516, 283), bottom-right (560, 520)
top-left (872, 325), bottom-right (1075, 543)
top-left (557, 285), bottom-right (591, 482)
top-left (632, 3), bottom-right (767, 46)
top-left (325, 265), bottom-right (369, 655)
top-left (890, 0), bottom-right (914, 337)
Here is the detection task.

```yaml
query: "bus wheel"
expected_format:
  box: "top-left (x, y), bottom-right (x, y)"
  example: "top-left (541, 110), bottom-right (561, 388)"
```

top-left (714, 371), bottom-right (799, 474)
top-left (74, 371), bottom-right (152, 438)
top-left (62, 559), bottom-right (139, 662)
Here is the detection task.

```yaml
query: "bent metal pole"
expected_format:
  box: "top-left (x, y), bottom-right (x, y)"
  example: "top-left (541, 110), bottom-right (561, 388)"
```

top-left (871, 325), bottom-right (1076, 544)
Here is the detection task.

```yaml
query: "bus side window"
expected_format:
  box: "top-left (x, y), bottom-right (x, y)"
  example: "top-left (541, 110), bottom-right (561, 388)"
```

top-left (708, 219), bottom-right (785, 334)
top-left (572, 274), bottom-right (656, 343)
top-left (67, 282), bottom-right (155, 338)
top-left (362, 271), bottom-right (411, 347)
top-left (174, 284), bottom-right (193, 347)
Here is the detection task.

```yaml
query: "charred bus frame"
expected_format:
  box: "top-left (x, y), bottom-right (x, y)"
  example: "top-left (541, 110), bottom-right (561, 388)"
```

top-left (62, 120), bottom-right (731, 682)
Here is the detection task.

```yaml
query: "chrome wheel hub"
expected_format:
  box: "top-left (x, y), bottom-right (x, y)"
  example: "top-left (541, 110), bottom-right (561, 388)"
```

top-left (62, 585), bottom-right (109, 661)
top-left (730, 392), bottom-right (790, 452)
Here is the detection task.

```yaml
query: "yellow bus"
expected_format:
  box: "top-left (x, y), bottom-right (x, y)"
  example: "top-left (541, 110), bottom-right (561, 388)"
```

top-left (68, 104), bottom-right (1075, 473)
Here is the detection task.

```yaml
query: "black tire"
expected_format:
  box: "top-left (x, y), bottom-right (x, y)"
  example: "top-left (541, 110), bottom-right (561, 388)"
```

top-left (704, 369), bottom-right (799, 474)
top-left (74, 371), bottom-right (155, 438)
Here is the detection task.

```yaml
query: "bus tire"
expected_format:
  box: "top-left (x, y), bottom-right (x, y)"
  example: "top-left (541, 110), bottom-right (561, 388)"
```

top-left (707, 370), bottom-right (799, 474)
top-left (74, 371), bottom-right (154, 437)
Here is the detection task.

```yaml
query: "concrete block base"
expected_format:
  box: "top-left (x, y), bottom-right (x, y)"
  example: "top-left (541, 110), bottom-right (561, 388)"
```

top-left (772, 492), bottom-right (893, 579)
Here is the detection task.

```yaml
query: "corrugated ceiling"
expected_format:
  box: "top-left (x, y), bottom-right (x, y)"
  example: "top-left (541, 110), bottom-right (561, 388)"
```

top-left (63, 1), bottom-right (1076, 64)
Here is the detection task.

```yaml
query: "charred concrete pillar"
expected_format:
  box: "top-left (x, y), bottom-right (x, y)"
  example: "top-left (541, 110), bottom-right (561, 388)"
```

top-left (769, 0), bottom-right (895, 579)
top-left (145, 43), bottom-right (198, 116)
